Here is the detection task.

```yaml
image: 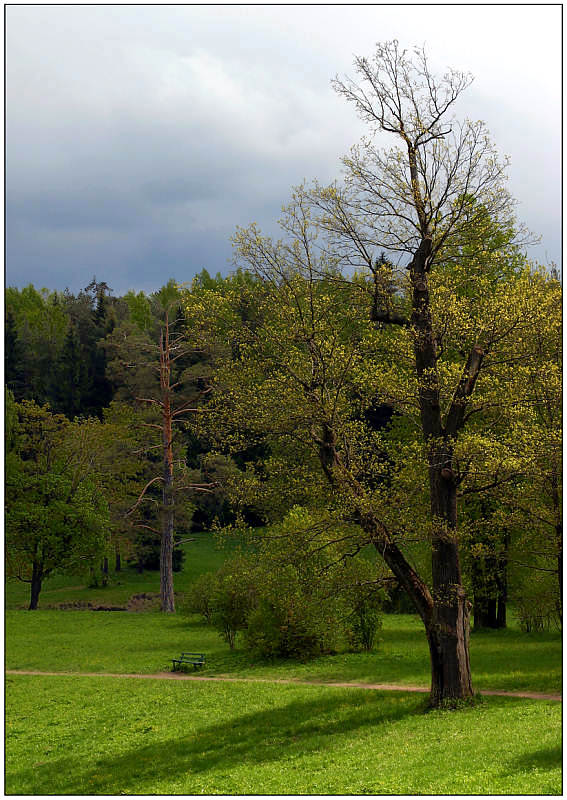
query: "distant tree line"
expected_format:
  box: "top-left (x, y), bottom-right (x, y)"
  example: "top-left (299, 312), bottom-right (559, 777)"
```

top-left (5, 272), bottom-right (255, 609)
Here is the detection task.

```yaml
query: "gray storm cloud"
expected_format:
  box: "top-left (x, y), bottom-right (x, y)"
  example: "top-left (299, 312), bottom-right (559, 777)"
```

top-left (6, 5), bottom-right (561, 294)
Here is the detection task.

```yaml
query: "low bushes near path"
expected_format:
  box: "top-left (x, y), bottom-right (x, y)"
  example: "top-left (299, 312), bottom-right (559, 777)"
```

top-left (187, 509), bottom-right (387, 661)
top-left (5, 609), bottom-right (561, 695)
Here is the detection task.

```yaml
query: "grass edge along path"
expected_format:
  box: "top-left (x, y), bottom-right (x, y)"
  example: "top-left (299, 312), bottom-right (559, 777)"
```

top-left (6, 669), bottom-right (562, 701)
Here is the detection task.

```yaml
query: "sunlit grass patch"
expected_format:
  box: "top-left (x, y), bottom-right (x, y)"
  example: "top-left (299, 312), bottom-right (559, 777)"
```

top-left (6, 674), bottom-right (561, 795)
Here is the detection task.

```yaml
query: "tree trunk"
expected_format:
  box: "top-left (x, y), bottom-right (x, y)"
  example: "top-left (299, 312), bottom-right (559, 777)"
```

top-left (556, 524), bottom-right (562, 623)
top-left (29, 561), bottom-right (43, 610)
top-left (496, 595), bottom-right (506, 629)
top-left (115, 544), bottom-right (121, 572)
top-left (472, 527), bottom-right (508, 630)
top-left (426, 592), bottom-right (472, 705)
top-left (409, 236), bottom-right (474, 706)
top-left (160, 508), bottom-right (175, 613)
top-left (495, 538), bottom-right (508, 629)
top-left (159, 311), bottom-right (176, 614)
top-left (474, 598), bottom-right (498, 630)
top-left (427, 453), bottom-right (474, 704)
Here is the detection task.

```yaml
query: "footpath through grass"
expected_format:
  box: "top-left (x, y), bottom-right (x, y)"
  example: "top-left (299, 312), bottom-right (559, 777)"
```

top-left (5, 609), bottom-right (561, 694)
top-left (6, 674), bottom-right (561, 795)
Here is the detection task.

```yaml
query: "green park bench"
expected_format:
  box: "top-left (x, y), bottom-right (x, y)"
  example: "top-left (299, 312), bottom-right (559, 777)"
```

top-left (171, 652), bottom-right (206, 672)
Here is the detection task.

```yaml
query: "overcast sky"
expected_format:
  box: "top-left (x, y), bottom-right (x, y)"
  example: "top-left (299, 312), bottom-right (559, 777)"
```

top-left (6, 4), bottom-right (561, 295)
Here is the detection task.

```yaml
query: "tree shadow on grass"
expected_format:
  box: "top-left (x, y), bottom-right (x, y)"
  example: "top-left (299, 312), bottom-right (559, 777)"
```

top-left (505, 745), bottom-right (562, 774)
top-left (9, 690), bottom-right (423, 795)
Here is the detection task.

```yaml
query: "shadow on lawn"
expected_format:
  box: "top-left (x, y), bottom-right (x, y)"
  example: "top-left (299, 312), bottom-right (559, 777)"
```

top-left (9, 691), bottom-right (423, 794)
top-left (506, 745), bottom-right (562, 774)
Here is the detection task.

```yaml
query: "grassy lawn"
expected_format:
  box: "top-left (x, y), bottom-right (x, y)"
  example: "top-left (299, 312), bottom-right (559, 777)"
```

top-left (6, 528), bottom-right (561, 692)
top-left (6, 674), bottom-right (561, 795)
top-left (5, 609), bottom-right (561, 694)
top-left (5, 531), bottom-right (239, 610)
top-left (5, 529), bottom-right (562, 795)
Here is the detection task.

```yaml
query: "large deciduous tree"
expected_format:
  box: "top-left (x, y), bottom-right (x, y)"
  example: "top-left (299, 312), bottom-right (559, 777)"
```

top-left (305, 41), bottom-right (547, 705)
top-left (189, 42), bottom-right (560, 707)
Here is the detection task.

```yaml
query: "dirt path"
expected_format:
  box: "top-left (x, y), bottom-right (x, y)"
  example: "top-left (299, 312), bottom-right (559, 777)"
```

top-left (5, 669), bottom-right (561, 701)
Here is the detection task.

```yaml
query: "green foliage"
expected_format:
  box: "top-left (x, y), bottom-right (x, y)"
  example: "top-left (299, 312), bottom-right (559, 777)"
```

top-left (338, 559), bottom-right (385, 651)
top-left (190, 509), bottom-right (386, 661)
top-left (245, 568), bottom-right (341, 661)
top-left (211, 557), bottom-right (256, 649)
top-left (513, 572), bottom-right (560, 633)
top-left (5, 401), bottom-right (110, 606)
top-left (124, 290), bottom-right (153, 332)
top-left (186, 571), bottom-right (218, 623)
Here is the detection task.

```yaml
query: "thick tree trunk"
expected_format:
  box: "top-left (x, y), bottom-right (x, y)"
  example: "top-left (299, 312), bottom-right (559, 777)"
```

top-left (426, 591), bottom-right (472, 705)
top-left (428, 458), bottom-right (473, 704)
top-left (29, 562), bottom-right (43, 610)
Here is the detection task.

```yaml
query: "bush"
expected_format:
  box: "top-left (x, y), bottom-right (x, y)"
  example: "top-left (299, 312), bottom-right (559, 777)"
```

top-left (186, 572), bottom-right (218, 623)
top-left (201, 509), bottom-right (387, 661)
top-left (513, 571), bottom-right (561, 633)
top-left (244, 565), bottom-right (342, 661)
top-left (335, 558), bottom-right (385, 652)
top-left (347, 595), bottom-right (383, 651)
top-left (211, 557), bottom-right (257, 649)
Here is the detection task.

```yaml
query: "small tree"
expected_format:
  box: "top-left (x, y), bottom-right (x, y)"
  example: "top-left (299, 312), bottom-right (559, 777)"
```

top-left (5, 398), bottom-right (110, 609)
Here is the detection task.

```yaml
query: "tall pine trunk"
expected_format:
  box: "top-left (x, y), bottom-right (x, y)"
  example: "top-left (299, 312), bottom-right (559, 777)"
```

top-left (159, 313), bottom-right (176, 613)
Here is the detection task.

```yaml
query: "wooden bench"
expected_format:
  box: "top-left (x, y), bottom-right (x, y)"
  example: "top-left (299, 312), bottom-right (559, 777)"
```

top-left (172, 652), bottom-right (206, 672)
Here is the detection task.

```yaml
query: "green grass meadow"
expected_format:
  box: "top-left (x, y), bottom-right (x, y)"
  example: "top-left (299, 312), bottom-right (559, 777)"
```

top-left (5, 532), bottom-right (563, 795)
top-left (6, 675), bottom-right (561, 795)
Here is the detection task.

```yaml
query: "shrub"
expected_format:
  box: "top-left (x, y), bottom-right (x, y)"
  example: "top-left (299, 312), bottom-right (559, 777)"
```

top-left (347, 595), bottom-right (383, 651)
top-left (186, 572), bottom-right (218, 623)
top-left (202, 508), bottom-right (387, 661)
top-left (211, 557), bottom-right (257, 649)
top-left (513, 571), bottom-right (561, 633)
top-left (335, 558), bottom-right (385, 652)
top-left (244, 565), bottom-right (342, 661)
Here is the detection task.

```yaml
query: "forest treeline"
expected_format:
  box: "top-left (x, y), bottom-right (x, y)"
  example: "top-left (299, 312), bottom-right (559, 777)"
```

top-left (5, 273), bottom-right (254, 600)
top-left (5, 264), bottom-right (561, 628)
